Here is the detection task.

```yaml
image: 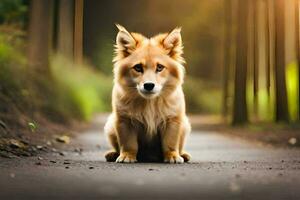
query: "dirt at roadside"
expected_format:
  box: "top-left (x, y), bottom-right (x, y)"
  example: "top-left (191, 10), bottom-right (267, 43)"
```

top-left (189, 115), bottom-right (300, 148)
top-left (0, 113), bottom-right (88, 159)
top-left (1, 114), bottom-right (300, 159)
top-left (221, 124), bottom-right (300, 148)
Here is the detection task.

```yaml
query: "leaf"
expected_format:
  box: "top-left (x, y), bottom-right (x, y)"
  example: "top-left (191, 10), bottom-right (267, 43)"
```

top-left (56, 135), bottom-right (70, 144)
top-left (28, 122), bottom-right (37, 132)
top-left (9, 139), bottom-right (25, 149)
top-left (288, 137), bottom-right (297, 145)
top-left (0, 120), bottom-right (7, 129)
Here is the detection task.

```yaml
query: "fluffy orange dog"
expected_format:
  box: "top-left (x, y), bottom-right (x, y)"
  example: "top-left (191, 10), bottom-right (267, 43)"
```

top-left (104, 24), bottom-right (191, 163)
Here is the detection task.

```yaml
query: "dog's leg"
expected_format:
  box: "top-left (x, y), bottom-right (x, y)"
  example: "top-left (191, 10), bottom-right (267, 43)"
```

top-left (115, 117), bottom-right (138, 163)
top-left (105, 131), bottom-right (120, 162)
top-left (179, 116), bottom-right (191, 162)
top-left (179, 134), bottom-right (191, 162)
top-left (104, 115), bottom-right (120, 162)
top-left (162, 117), bottom-right (184, 164)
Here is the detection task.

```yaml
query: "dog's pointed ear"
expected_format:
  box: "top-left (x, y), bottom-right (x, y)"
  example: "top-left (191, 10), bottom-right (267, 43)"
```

top-left (115, 24), bottom-right (136, 57)
top-left (162, 27), bottom-right (185, 63)
top-left (163, 27), bottom-right (182, 49)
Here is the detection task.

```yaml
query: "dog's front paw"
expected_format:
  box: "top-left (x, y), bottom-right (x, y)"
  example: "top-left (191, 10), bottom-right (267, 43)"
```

top-left (164, 151), bottom-right (184, 164)
top-left (181, 151), bottom-right (191, 162)
top-left (116, 152), bottom-right (137, 163)
top-left (105, 151), bottom-right (119, 162)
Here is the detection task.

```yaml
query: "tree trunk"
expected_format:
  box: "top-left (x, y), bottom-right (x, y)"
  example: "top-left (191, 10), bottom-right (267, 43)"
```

top-left (295, 0), bottom-right (300, 120)
top-left (57, 0), bottom-right (74, 59)
top-left (265, 0), bottom-right (271, 97)
top-left (222, 0), bottom-right (232, 118)
top-left (253, 0), bottom-right (259, 117)
top-left (74, 0), bottom-right (84, 64)
top-left (274, 0), bottom-right (289, 122)
top-left (232, 0), bottom-right (249, 125)
top-left (27, 0), bottom-right (52, 73)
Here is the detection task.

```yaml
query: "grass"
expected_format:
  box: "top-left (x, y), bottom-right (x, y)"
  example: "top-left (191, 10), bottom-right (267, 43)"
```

top-left (286, 62), bottom-right (299, 121)
top-left (184, 77), bottom-right (222, 114)
top-left (245, 61), bottom-right (299, 123)
top-left (50, 55), bottom-right (112, 120)
top-left (0, 27), bottom-right (113, 129)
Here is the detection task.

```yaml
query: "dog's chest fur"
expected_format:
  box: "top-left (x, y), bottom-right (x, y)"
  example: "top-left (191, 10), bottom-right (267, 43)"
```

top-left (117, 93), bottom-right (179, 135)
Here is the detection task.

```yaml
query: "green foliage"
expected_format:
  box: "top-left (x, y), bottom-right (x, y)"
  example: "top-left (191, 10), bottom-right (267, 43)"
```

top-left (50, 56), bottom-right (112, 120)
top-left (0, 31), bottom-right (28, 107)
top-left (0, 28), bottom-right (112, 125)
top-left (286, 62), bottom-right (299, 121)
top-left (184, 77), bottom-right (222, 114)
top-left (257, 87), bottom-right (274, 121)
top-left (245, 61), bottom-right (299, 122)
top-left (93, 36), bottom-right (114, 74)
top-left (0, 0), bottom-right (27, 25)
top-left (28, 122), bottom-right (36, 132)
top-left (246, 82), bottom-right (274, 122)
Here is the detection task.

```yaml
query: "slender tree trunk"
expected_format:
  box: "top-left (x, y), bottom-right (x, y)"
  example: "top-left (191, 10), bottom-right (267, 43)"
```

top-left (232, 0), bottom-right (249, 125)
top-left (222, 0), bottom-right (232, 118)
top-left (28, 0), bottom-right (52, 73)
top-left (265, 0), bottom-right (271, 97)
top-left (57, 0), bottom-right (74, 59)
top-left (295, 0), bottom-right (300, 120)
top-left (253, 0), bottom-right (259, 117)
top-left (274, 0), bottom-right (289, 122)
top-left (74, 0), bottom-right (84, 64)
top-left (51, 0), bottom-right (59, 52)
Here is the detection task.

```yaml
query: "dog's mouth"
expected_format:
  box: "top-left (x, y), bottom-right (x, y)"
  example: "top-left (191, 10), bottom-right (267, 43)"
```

top-left (138, 90), bottom-right (159, 99)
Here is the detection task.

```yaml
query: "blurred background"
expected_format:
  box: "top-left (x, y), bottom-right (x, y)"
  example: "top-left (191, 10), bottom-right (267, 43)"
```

top-left (0, 0), bottom-right (299, 135)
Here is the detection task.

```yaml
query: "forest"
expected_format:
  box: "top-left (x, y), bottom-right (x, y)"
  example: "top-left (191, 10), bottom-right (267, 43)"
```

top-left (1, 1), bottom-right (300, 199)
top-left (0, 0), bottom-right (300, 152)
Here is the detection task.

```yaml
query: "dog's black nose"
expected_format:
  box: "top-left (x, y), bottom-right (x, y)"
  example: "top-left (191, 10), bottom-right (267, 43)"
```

top-left (143, 82), bottom-right (155, 91)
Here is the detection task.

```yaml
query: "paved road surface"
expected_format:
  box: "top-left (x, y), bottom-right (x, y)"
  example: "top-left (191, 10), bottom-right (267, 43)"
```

top-left (1, 120), bottom-right (300, 200)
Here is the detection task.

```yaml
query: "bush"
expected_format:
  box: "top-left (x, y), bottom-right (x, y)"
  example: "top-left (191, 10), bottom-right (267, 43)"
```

top-left (184, 77), bottom-right (222, 114)
top-left (0, 0), bottom-right (28, 25)
top-left (0, 30), bottom-right (29, 115)
top-left (0, 27), bottom-right (113, 127)
top-left (50, 56), bottom-right (112, 121)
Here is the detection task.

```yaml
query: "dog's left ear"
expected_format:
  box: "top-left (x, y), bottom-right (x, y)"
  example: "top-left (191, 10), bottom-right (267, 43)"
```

top-left (114, 24), bottom-right (136, 61)
top-left (163, 27), bottom-right (184, 63)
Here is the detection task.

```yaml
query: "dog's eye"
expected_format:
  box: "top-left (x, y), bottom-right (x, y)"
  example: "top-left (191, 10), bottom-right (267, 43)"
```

top-left (156, 64), bottom-right (165, 72)
top-left (133, 64), bottom-right (143, 73)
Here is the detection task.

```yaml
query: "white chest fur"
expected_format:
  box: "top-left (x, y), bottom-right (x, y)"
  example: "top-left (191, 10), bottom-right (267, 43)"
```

top-left (117, 96), bottom-right (179, 135)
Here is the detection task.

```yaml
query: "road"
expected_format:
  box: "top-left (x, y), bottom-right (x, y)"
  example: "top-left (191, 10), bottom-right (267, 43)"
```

top-left (1, 119), bottom-right (300, 200)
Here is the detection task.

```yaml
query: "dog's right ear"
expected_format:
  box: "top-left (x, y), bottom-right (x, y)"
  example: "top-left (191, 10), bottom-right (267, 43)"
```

top-left (115, 24), bottom-right (136, 58)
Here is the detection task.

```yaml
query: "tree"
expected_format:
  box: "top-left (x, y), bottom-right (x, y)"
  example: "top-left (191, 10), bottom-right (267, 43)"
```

top-left (222, 0), bottom-right (233, 118)
top-left (232, 0), bottom-right (249, 125)
top-left (295, 0), bottom-right (300, 120)
top-left (252, 0), bottom-right (259, 117)
top-left (27, 0), bottom-right (52, 73)
top-left (265, 0), bottom-right (271, 97)
top-left (56, 0), bottom-right (84, 63)
top-left (274, 0), bottom-right (289, 122)
top-left (57, 0), bottom-right (74, 59)
top-left (74, 0), bottom-right (84, 64)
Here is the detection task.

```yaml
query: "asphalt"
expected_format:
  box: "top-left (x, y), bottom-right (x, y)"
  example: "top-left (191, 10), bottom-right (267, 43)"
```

top-left (1, 119), bottom-right (300, 200)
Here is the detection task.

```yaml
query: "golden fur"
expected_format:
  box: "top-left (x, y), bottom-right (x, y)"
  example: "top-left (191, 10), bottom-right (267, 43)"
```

top-left (104, 24), bottom-right (191, 163)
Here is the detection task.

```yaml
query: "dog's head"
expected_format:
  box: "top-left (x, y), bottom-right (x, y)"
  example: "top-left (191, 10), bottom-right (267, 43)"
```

top-left (113, 24), bottom-right (185, 99)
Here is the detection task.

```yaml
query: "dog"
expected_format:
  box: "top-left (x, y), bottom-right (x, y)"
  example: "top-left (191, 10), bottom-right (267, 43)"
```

top-left (104, 24), bottom-right (191, 163)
